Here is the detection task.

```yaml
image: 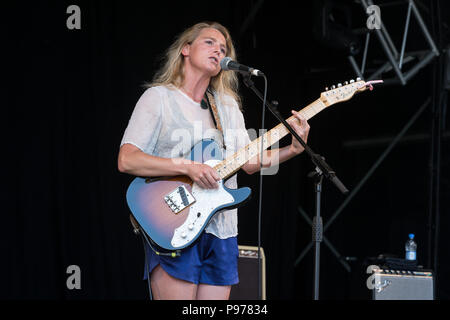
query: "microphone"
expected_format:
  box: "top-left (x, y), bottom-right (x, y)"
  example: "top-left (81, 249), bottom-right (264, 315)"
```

top-left (220, 57), bottom-right (264, 76)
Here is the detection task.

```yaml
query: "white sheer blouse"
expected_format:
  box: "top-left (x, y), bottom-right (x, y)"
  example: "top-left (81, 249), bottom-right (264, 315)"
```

top-left (120, 85), bottom-right (251, 239)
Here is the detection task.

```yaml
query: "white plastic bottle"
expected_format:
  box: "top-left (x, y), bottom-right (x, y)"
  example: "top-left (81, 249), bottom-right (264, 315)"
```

top-left (405, 233), bottom-right (417, 261)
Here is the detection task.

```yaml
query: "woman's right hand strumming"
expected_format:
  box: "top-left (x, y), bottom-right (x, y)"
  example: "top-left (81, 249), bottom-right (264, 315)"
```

top-left (118, 143), bottom-right (220, 189)
top-left (184, 161), bottom-right (220, 189)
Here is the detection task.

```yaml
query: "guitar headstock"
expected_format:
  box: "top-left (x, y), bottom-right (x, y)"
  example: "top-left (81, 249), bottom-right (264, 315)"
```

top-left (320, 78), bottom-right (383, 107)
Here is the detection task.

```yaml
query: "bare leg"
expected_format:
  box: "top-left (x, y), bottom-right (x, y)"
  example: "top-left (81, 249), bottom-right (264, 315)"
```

top-left (196, 283), bottom-right (232, 300)
top-left (150, 264), bottom-right (198, 300)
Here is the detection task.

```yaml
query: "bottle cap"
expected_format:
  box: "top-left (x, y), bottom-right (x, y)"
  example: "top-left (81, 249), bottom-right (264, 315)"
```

top-left (409, 233), bottom-right (415, 239)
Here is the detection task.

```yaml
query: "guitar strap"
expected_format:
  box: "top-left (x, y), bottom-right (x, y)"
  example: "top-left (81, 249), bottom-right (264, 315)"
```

top-left (204, 88), bottom-right (226, 150)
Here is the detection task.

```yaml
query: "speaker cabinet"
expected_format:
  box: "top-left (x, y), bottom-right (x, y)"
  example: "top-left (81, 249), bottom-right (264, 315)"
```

top-left (230, 245), bottom-right (266, 300)
top-left (371, 268), bottom-right (434, 300)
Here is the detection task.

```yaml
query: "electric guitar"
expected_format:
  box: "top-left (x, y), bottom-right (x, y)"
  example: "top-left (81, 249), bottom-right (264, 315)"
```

top-left (126, 79), bottom-right (381, 252)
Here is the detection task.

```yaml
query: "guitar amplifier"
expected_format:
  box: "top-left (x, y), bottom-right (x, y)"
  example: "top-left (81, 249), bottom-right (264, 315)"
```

top-left (370, 267), bottom-right (434, 300)
top-left (230, 245), bottom-right (266, 300)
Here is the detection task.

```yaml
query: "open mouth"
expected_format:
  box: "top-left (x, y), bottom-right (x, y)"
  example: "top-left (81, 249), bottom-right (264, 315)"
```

top-left (209, 57), bottom-right (218, 65)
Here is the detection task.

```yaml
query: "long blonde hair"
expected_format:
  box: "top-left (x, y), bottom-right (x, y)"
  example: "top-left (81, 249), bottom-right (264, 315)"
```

top-left (148, 21), bottom-right (241, 107)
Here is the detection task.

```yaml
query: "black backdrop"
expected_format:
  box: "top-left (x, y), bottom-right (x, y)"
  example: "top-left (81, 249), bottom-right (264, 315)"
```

top-left (2, 0), bottom-right (449, 300)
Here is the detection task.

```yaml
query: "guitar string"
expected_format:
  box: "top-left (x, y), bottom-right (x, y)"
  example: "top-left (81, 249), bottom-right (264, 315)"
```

top-left (214, 99), bottom-right (326, 179)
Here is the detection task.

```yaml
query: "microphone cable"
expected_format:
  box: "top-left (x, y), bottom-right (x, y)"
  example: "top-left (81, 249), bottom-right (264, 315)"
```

top-left (256, 74), bottom-right (268, 300)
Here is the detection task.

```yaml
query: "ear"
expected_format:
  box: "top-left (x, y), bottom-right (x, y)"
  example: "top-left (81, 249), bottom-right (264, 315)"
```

top-left (181, 43), bottom-right (190, 58)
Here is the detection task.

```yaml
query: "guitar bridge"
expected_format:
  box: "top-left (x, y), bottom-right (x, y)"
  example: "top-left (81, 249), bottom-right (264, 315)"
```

top-left (164, 185), bottom-right (196, 214)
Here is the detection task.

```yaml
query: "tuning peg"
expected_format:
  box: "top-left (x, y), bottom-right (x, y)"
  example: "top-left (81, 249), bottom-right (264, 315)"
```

top-left (356, 77), bottom-right (361, 81)
top-left (331, 85), bottom-right (336, 89)
top-left (337, 83), bottom-right (342, 87)
top-left (349, 79), bottom-right (355, 83)
top-left (325, 87), bottom-right (329, 91)
top-left (344, 81), bottom-right (348, 85)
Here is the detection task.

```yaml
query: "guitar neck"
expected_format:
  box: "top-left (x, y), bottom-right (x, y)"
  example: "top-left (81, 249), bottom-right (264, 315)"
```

top-left (214, 98), bottom-right (327, 179)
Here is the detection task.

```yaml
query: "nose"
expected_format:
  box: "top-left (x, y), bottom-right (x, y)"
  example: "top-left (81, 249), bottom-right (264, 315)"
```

top-left (213, 44), bottom-right (224, 57)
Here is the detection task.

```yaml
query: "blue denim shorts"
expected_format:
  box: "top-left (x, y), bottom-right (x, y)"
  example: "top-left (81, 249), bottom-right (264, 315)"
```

top-left (143, 232), bottom-right (239, 286)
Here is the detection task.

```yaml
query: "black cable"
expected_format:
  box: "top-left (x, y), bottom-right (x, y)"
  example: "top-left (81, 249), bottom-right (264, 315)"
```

top-left (140, 233), bottom-right (153, 300)
top-left (257, 74), bottom-right (268, 300)
top-left (139, 227), bottom-right (181, 300)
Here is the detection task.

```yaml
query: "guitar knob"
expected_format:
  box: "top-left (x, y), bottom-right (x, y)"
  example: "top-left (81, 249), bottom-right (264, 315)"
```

top-left (325, 87), bottom-right (329, 91)
top-left (188, 224), bottom-right (194, 230)
top-left (356, 77), bottom-right (361, 81)
top-left (344, 81), bottom-right (348, 85)
top-left (349, 79), bottom-right (355, 83)
top-left (337, 83), bottom-right (342, 87)
top-left (181, 231), bottom-right (187, 238)
top-left (331, 85), bottom-right (336, 89)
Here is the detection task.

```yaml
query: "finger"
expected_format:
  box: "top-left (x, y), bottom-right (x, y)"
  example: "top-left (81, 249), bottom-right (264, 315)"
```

top-left (209, 168), bottom-right (220, 181)
top-left (198, 171), bottom-right (214, 189)
top-left (291, 110), bottom-right (305, 119)
top-left (199, 167), bottom-right (218, 188)
top-left (196, 178), bottom-right (207, 189)
top-left (296, 118), bottom-right (309, 131)
top-left (289, 118), bottom-right (302, 131)
top-left (293, 111), bottom-right (308, 125)
top-left (291, 112), bottom-right (306, 128)
top-left (205, 172), bottom-right (219, 188)
top-left (287, 116), bottom-right (298, 127)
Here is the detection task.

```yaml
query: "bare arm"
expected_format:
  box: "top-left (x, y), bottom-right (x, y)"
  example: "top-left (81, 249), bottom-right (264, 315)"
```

top-left (118, 143), bottom-right (220, 189)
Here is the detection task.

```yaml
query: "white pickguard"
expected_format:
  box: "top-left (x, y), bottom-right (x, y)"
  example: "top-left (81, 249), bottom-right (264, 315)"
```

top-left (171, 160), bottom-right (234, 248)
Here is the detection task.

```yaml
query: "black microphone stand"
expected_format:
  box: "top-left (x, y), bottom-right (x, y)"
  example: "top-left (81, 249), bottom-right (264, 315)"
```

top-left (242, 74), bottom-right (349, 300)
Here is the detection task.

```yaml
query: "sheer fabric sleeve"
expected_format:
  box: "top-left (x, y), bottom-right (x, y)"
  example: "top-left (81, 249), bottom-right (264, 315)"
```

top-left (120, 87), bottom-right (163, 155)
top-left (225, 97), bottom-right (252, 152)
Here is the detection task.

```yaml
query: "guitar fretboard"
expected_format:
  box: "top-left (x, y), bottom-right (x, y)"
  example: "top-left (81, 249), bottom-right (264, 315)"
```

top-left (214, 98), bottom-right (327, 179)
